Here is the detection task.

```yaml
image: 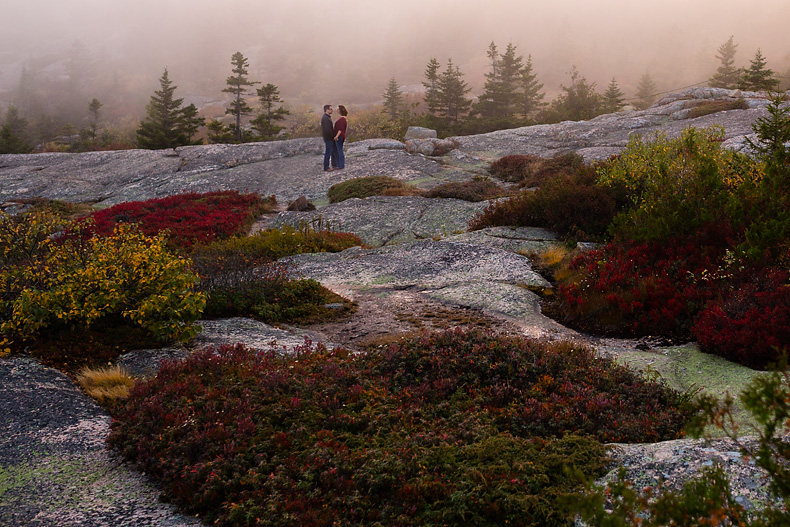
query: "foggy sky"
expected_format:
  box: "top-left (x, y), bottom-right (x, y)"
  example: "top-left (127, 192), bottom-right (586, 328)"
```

top-left (2, 0), bottom-right (789, 106)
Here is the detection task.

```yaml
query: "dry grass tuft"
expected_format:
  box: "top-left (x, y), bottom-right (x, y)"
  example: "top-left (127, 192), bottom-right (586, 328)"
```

top-left (76, 365), bottom-right (135, 402)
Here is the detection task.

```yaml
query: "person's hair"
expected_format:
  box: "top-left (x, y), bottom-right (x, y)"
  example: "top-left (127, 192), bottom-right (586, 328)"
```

top-left (338, 105), bottom-right (348, 116)
top-left (323, 104), bottom-right (332, 112)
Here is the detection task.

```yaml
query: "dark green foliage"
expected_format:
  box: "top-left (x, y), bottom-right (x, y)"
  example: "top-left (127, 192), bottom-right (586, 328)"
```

top-left (136, 69), bottom-right (205, 149)
top-left (709, 35), bottom-right (740, 89)
top-left (223, 52), bottom-right (259, 143)
top-left (475, 42), bottom-right (524, 119)
top-left (327, 176), bottom-right (418, 203)
top-left (633, 72), bottom-right (658, 110)
top-left (547, 66), bottom-right (602, 121)
top-left (250, 83), bottom-right (289, 140)
top-left (576, 360), bottom-right (790, 526)
top-left (519, 55), bottom-right (545, 116)
top-left (601, 78), bottom-right (626, 114)
top-left (382, 77), bottom-right (404, 120)
top-left (739, 49), bottom-right (779, 92)
top-left (422, 57), bottom-right (442, 117)
top-left (422, 177), bottom-right (506, 202)
top-left (87, 98), bottom-right (102, 141)
top-left (109, 329), bottom-right (693, 526)
top-left (685, 98), bottom-right (749, 119)
top-left (435, 58), bottom-right (472, 124)
top-left (0, 106), bottom-right (33, 154)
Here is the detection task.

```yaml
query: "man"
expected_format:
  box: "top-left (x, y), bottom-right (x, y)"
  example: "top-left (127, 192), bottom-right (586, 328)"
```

top-left (321, 104), bottom-right (336, 171)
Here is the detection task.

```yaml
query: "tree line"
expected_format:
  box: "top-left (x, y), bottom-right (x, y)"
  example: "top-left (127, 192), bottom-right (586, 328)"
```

top-left (1, 36), bottom-right (787, 154)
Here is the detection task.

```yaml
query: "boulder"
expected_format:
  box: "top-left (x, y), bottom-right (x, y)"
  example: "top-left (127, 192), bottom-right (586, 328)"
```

top-left (405, 137), bottom-right (460, 156)
top-left (286, 195), bottom-right (316, 211)
top-left (404, 126), bottom-right (437, 140)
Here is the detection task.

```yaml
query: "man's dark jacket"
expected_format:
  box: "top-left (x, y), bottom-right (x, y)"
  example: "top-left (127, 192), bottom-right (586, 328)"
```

top-left (321, 113), bottom-right (334, 141)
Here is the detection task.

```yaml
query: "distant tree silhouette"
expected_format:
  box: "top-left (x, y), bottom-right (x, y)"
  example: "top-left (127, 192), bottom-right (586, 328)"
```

top-left (136, 68), bottom-right (204, 149)
top-left (87, 98), bottom-right (102, 141)
top-left (601, 78), bottom-right (626, 113)
top-left (422, 57), bottom-right (442, 117)
top-left (223, 52), bottom-right (259, 143)
top-left (740, 49), bottom-right (779, 92)
top-left (475, 42), bottom-right (524, 119)
top-left (634, 72), bottom-right (658, 110)
top-left (518, 55), bottom-right (545, 117)
top-left (382, 77), bottom-right (404, 120)
top-left (550, 66), bottom-right (601, 121)
top-left (434, 59), bottom-right (472, 124)
top-left (0, 106), bottom-right (33, 154)
top-left (709, 35), bottom-right (740, 89)
top-left (250, 83), bottom-right (289, 140)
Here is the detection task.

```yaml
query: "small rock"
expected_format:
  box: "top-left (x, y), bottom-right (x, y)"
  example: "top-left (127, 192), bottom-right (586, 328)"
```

top-left (404, 126), bottom-right (437, 140)
top-left (287, 196), bottom-right (316, 211)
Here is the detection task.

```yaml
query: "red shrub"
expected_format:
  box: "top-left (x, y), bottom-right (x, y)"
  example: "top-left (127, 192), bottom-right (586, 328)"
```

top-left (86, 191), bottom-right (272, 250)
top-left (694, 268), bottom-right (790, 369)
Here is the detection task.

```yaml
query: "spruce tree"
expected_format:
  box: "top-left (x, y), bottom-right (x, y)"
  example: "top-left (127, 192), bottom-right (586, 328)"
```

top-left (436, 59), bottom-right (472, 124)
top-left (0, 106), bottom-right (33, 154)
top-left (223, 52), bottom-right (259, 142)
top-left (634, 72), bottom-right (658, 110)
top-left (498, 43), bottom-right (524, 117)
top-left (422, 57), bottom-right (441, 116)
top-left (250, 83), bottom-right (289, 140)
top-left (136, 68), bottom-right (205, 149)
top-left (88, 98), bottom-right (102, 141)
top-left (709, 35), bottom-right (740, 89)
top-left (382, 77), bottom-right (404, 120)
top-left (551, 66), bottom-right (601, 121)
top-left (602, 78), bottom-right (626, 113)
top-left (518, 55), bottom-right (545, 117)
top-left (474, 42), bottom-right (502, 118)
top-left (740, 49), bottom-right (779, 92)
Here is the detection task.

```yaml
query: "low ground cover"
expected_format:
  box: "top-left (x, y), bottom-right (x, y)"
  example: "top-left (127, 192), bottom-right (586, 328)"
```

top-left (109, 328), bottom-right (695, 527)
top-left (327, 176), bottom-right (421, 203)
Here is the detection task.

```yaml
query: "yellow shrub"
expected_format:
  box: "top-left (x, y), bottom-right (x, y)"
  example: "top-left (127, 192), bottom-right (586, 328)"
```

top-left (76, 365), bottom-right (135, 402)
top-left (1, 214), bottom-right (205, 348)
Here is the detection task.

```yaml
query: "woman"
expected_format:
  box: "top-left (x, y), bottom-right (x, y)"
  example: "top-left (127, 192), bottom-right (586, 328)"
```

top-left (333, 105), bottom-right (348, 169)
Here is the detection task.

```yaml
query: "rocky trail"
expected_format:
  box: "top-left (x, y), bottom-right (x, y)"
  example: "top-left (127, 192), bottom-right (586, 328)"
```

top-left (0, 88), bottom-right (779, 525)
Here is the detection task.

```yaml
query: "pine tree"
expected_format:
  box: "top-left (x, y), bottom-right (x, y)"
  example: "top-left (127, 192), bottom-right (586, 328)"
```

top-left (422, 57), bottom-right (441, 116)
top-left (518, 55), bottom-right (545, 117)
top-left (88, 98), bottom-right (102, 141)
top-left (0, 106), bottom-right (33, 154)
top-left (250, 83), bottom-right (289, 140)
top-left (740, 49), bottom-right (779, 92)
top-left (474, 42), bottom-right (501, 118)
top-left (498, 43), bottom-right (524, 117)
top-left (382, 77), bottom-right (404, 120)
top-left (601, 78), bottom-right (626, 113)
top-left (634, 72), bottom-right (658, 110)
top-left (709, 36), bottom-right (740, 89)
top-left (436, 59), bottom-right (472, 124)
top-left (206, 119), bottom-right (235, 144)
top-left (746, 91), bottom-right (790, 170)
top-left (223, 52), bottom-right (259, 142)
top-left (136, 68), bottom-right (205, 149)
top-left (551, 66), bottom-right (601, 121)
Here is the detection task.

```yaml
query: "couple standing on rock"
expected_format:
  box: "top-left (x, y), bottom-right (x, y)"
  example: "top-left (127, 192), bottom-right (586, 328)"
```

top-left (321, 104), bottom-right (348, 171)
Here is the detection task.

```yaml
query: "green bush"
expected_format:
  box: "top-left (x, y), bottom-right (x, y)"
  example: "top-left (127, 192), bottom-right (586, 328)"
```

top-left (422, 176), bottom-right (507, 201)
top-left (327, 176), bottom-right (420, 203)
top-left (191, 224), bottom-right (363, 262)
top-left (489, 152), bottom-right (585, 187)
top-left (109, 329), bottom-right (693, 527)
top-left (0, 211), bottom-right (205, 365)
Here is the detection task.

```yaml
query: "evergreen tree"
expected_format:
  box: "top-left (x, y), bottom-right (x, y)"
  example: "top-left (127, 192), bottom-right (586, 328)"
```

top-left (136, 68), bottom-right (205, 149)
top-left (518, 55), bottom-right (545, 117)
top-left (551, 66), bottom-right (601, 121)
top-left (382, 77), bottom-right (404, 120)
top-left (634, 72), bottom-right (658, 110)
top-left (223, 52), bottom-right (259, 142)
top-left (206, 119), bottom-right (235, 144)
top-left (474, 42), bottom-right (501, 118)
top-left (422, 57), bottom-right (441, 116)
top-left (250, 83), bottom-right (289, 140)
top-left (498, 43), bottom-right (524, 117)
top-left (15, 65), bottom-right (42, 118)
top-left (709, 35), bottom-right (740, 89)
top-left (740, 49), bottom-right (779, 91)
top-left (746, 91), bottom-right (790, 171)
top-left (436, 59), bottom-right (472, 124)
top-left (601, 78), bottom-right (626, 113)
top-left (0, 106), bottom-right (33, 154)
top-left (88, 98), bottom-right (102, 141)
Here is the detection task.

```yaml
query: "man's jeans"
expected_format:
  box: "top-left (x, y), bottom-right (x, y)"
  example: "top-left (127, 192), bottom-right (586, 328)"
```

top-left (323, 139), bottom-right (335, 170)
